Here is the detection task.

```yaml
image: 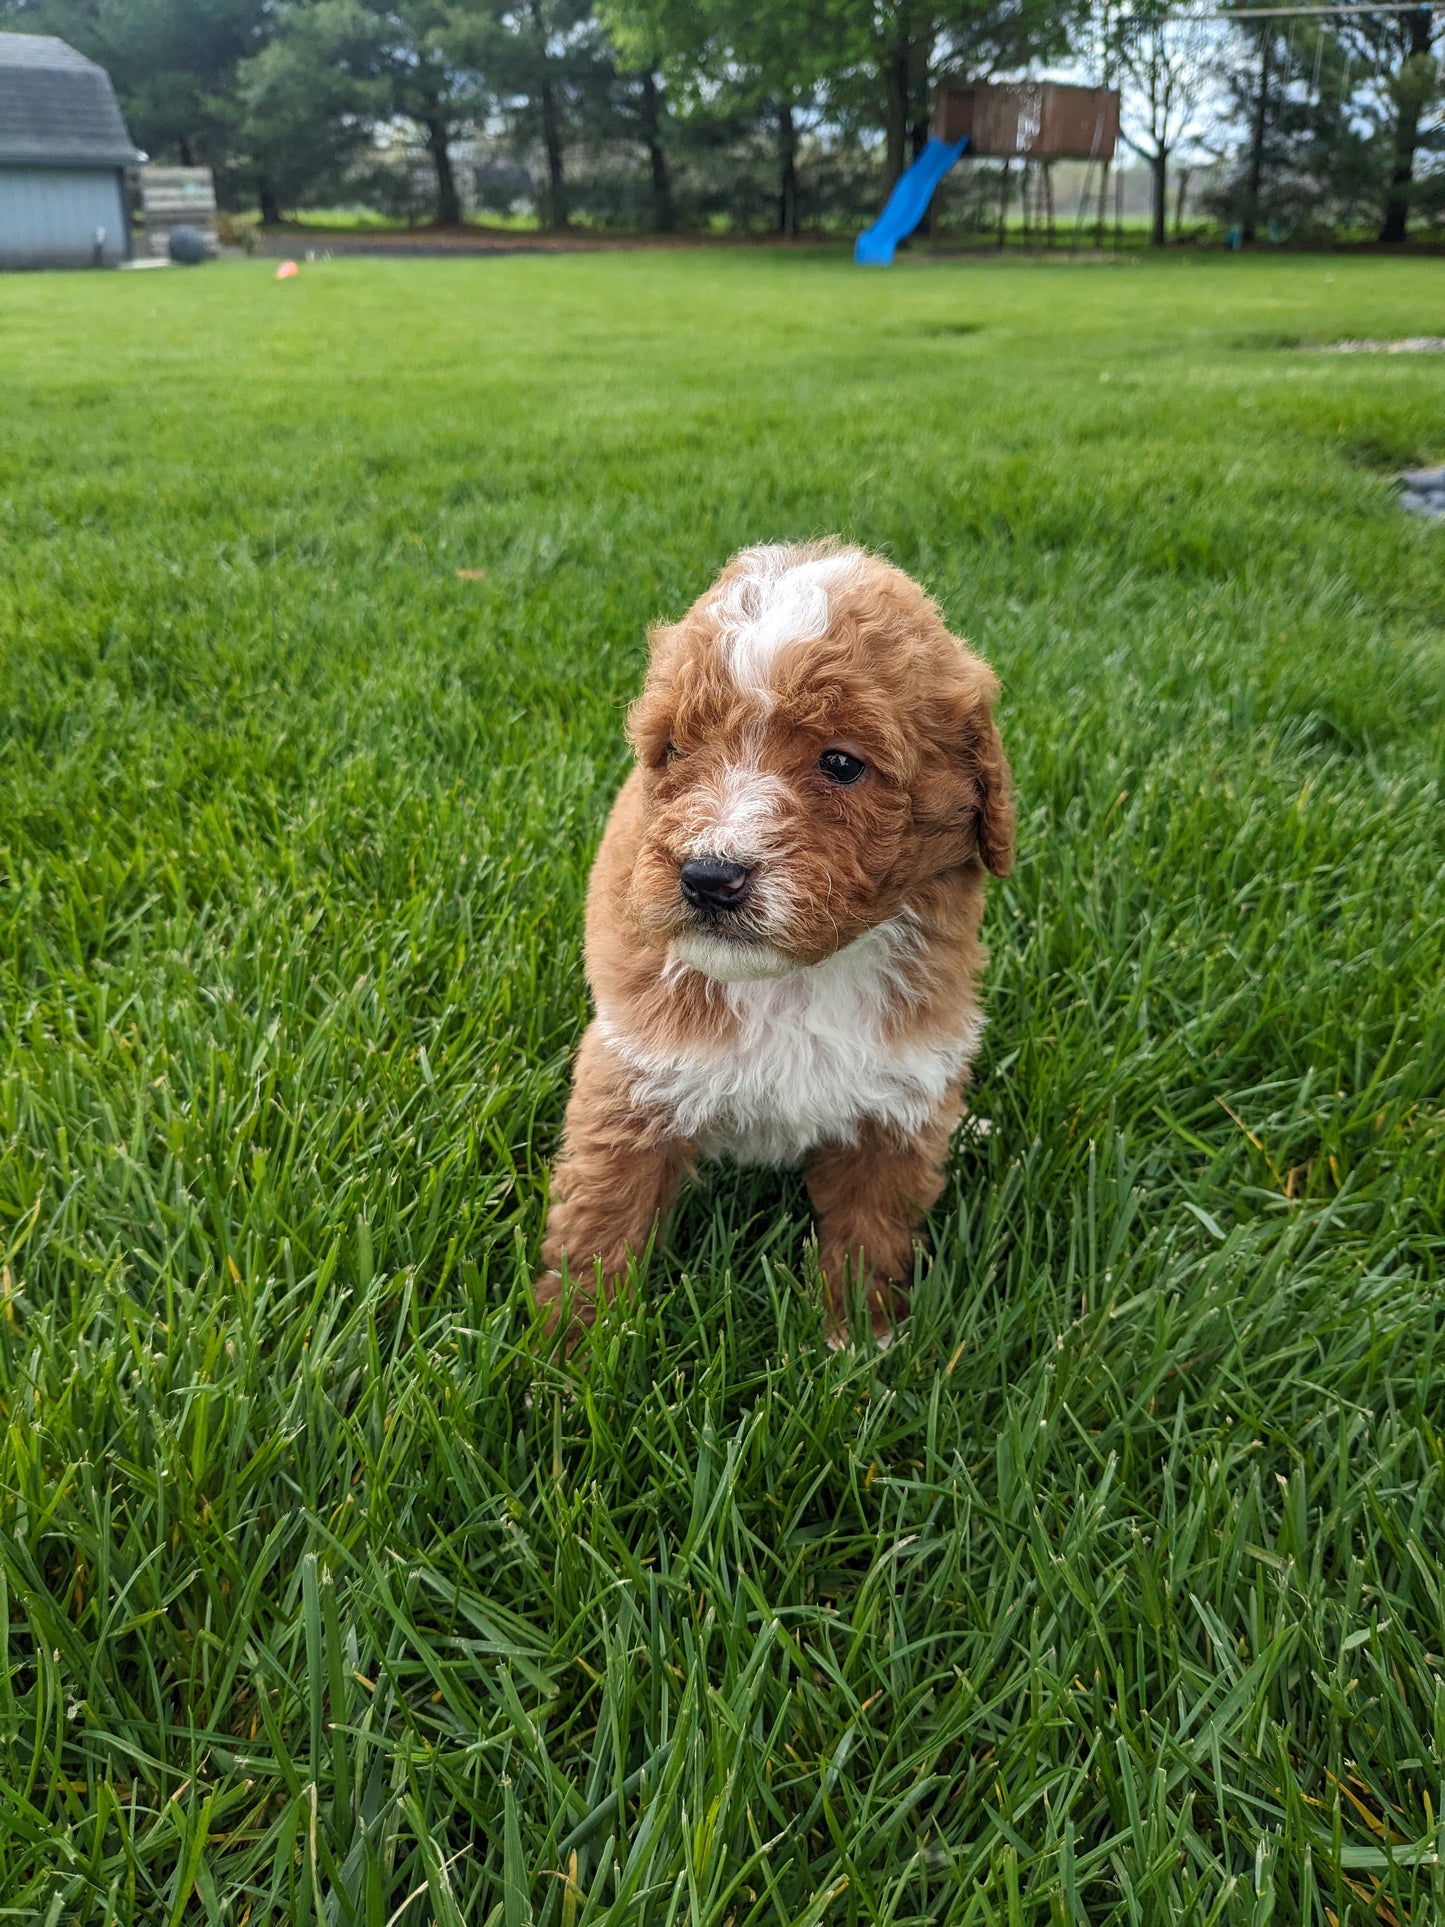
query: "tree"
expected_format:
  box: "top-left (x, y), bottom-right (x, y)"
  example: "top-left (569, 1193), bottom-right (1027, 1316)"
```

top-left (1214, 5), bottom-right (1441, 244)
top-left (630, 63), bottom-right (674, 227)
top-left (1237, 18), bottom-right (1273, 242)
top-left (710, 0), bottom-right (854, 236)
top-left (601, 0), bottom-right (847, 237)
top-left (371, 0), bottom-right (489, 224)
top-left (1379, 9), bottom-right (1440, 240)
top-left (1332, 4), bottom-right (1442, 242)
top-left (453, 0), bottom-right (604, 229)
top-left (597, 0), bottom-right (695, 230)
top-left (0, 0), bottom-right (270, 184)
top-left (238, 0), bottom-right (389, 219)
top-left (1213, 12), bottom-right (1369, 243)
top-left (1113, 4), bottom-right (1214, 246)
top-left (0, 0), bottom-right (477, 224)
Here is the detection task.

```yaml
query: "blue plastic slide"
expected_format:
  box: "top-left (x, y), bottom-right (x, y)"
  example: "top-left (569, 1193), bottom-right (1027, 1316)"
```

top-left (854, 136), bottom-right (969, 265)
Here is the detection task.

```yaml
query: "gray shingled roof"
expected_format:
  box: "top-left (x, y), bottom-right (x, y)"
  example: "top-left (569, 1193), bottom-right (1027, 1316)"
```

top-left (0, 33), bottom-right (143, 168)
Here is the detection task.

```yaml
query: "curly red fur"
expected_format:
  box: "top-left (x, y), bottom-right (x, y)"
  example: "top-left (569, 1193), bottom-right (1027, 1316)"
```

top-left (536, 541), bottom-right (1013, 1349)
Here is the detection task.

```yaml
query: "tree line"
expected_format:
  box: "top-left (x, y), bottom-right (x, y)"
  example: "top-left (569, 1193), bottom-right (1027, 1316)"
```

top-left (2, 0), bottom-right (1440, 243)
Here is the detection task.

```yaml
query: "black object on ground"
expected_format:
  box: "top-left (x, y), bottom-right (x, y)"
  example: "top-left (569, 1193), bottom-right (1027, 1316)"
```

top-left (168, 225), bottom-right (210, 265)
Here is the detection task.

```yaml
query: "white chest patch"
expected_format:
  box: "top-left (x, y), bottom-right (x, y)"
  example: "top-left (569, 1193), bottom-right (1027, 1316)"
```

top-left (597, 917), bottom-right (980, 1166)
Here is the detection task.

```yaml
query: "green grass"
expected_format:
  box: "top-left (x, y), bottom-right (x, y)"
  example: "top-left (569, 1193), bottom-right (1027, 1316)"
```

top-left (0, 250), bottom-right (1442, 1924)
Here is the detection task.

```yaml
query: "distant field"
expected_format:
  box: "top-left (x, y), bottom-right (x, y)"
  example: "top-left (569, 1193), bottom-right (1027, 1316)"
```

top-left (1, 251), bottom-right (1442, 1924)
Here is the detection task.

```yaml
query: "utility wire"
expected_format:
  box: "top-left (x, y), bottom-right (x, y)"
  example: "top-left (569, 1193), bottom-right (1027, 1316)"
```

top-left (1118, 3), bottom-right (1438, 15)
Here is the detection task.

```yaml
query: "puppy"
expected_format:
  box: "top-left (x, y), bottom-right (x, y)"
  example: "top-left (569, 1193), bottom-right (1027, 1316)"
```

top-left (536, 541), bottom-right (1013, 1347)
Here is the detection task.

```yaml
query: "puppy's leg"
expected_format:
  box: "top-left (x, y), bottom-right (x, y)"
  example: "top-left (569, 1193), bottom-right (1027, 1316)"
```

top-left (806, 1096), bottom-right (960, 1348)
top-left (536, 1024), bottom-right (691, 1344)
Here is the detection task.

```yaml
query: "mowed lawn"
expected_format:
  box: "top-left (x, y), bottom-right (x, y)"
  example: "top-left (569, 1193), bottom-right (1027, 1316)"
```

top-left (1, 249), bottom-right (1442, 1925)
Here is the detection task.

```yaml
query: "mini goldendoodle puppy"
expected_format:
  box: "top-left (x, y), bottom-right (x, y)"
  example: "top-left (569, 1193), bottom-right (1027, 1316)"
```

top-left (536, 540), bottom-right (1013, 1347)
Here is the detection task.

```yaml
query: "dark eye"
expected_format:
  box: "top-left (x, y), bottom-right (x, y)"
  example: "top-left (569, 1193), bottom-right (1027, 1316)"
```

top-left (819, 750), bottom-right (866, 785)
top-left (664, 742), bottom-right (684, 763)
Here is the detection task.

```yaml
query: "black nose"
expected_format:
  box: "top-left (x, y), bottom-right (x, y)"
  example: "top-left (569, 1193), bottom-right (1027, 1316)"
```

top-left (679, 858), bottom-right (752, 912)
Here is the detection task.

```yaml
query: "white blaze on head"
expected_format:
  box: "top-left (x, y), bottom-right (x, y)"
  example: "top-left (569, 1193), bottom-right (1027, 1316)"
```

top-left (709, 546), bottom-right (864, 696)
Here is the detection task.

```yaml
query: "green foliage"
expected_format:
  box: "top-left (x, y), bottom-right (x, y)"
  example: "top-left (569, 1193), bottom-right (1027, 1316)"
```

top-left (374, 0), bottom-right (486, 136)
top-left (1, 0), bottom-right (1442, 235)
top-left (237, 0), bottom-right (391, 211)
top-left (1, 251), bottom-right (1444, 1922)
top-left (1213, 4), bottom-right (1445, 242)
top-left (0, 0), bottom-right (267, 176)
top-left (453, 0), bottom-right (610, 227)
top-left (595, 0), bottom-right (680, 71)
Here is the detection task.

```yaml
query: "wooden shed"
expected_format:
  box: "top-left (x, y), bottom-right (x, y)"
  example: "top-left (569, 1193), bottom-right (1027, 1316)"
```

top-left (138, 166), bottom-right (219, 259)
top-left (0, 32), bottom-right (143, 269)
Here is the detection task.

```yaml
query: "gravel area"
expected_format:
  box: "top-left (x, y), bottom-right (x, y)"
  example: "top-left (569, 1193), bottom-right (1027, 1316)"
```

top-left (1316, 336), bottom-right (1445, 354)
top-left (1399, 464), bottom-right (1445, 520)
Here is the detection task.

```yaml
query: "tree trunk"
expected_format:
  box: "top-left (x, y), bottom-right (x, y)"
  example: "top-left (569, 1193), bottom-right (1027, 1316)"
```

top-left (1150, 151), bottom-right (1168, 247)
top-left (908, 13), bottom-right (930, 164)
top-left (777, 103), bottom-right (798, 238)
top-left (1243, 30), bottom-right (1271, 243)
top-left (424, 119), bottom-right (461, 225)
top-left (1093, 158), bottom-right (1111, 247)
top-left (639, 69), bottom-right (673, 233)
top-left (1173, 165), bottom-right (1191, 238)
top-left (539, 72), bottom-right (568, 227)
top-left (527, 0), bottom-right (568, 229)
top-left (910, 107), bottom-right (931, 232)
top-left (258, 179), bottom-right (282, 225)
top-left (884, 33), bottom-right (910, 190)
top-left (1379, 7), bottom-right (1434, 243)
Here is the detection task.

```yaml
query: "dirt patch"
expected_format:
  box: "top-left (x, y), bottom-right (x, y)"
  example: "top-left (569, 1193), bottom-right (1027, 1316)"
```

top-left (915, 320), bottom-right (985, 338)
top-left (248, 225), bottom-right (848, 261)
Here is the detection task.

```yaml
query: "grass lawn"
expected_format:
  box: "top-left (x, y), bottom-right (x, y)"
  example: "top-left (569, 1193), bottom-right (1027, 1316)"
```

top-left (1, 249), bottom-right (1442, 1924)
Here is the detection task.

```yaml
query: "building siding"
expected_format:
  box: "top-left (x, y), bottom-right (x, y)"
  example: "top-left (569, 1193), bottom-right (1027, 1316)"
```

top-left (0, 165), bottom-right (127, 269)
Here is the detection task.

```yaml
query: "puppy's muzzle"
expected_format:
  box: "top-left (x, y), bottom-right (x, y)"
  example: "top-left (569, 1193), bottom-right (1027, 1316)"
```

top-left (679, 858), bottom-right (752, 913)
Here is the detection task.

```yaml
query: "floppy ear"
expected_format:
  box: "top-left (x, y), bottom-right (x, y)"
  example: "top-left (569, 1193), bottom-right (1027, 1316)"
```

top-left (960, 690), bottom-right (1015, 878)
top-left (625, 622), bottom-right (681, 767)
top-left (923, 654), bottom-right (1015, 879)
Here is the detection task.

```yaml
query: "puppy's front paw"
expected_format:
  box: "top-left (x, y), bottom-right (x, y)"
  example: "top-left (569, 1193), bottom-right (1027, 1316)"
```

top-left (820, 1248), bottom-right (910, 1352)
top-left (530, 1269), bottom-right (596, 1354)
top-left (823, 1293), bottom-right (909, 1352)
